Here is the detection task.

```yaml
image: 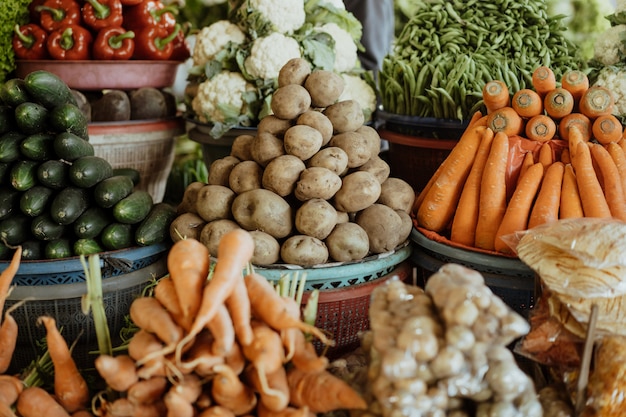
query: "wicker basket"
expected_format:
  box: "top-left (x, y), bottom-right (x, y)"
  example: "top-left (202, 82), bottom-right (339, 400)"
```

top-left (88, 118), bottom-right (185, 203)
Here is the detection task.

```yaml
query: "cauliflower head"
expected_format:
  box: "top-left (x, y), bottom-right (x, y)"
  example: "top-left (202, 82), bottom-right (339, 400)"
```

top-left (192, 20), bottom-right (246, 66)
top-left (338, 73), bottom-right (377, 121)
top-left (314, 22), bottom-right (359, 72)
top-left (593, 65), bottom-right (626, 116)
top-left (244, 33), bottom-right (302, 80)
top-left (250, 0), bottom-right (305, 34)
top-left (192, 71), bottom-right (257, 124)
top-left (593, 24), bottom-right (626, 66)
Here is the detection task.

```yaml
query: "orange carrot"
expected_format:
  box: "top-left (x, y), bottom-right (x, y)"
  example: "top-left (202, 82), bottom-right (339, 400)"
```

top-left (486, 106), bottom-right (524, 136)
top-left (538, 142), bottom-right (554, 168)
top-left (286, 367), bottom-right (367, 414)
top-left (94, 354), bottom-right (139, 392)
top-left (0, 304), bottom-right (19, 374)
top-left (572, 137), bottom-right (612, 218)
top-left (561, 148), bottom-right (571, 164)
top-left (450, 127), bottom-right (495, 245)
top-left (474, 132), bottom-right (510, 250)
top-left (558, 112), bottom-right (591, 142)
top-left (416, 125), bottom-right (486, 232)
top-left (561, 70), bottom-right (589, 102)
top-left (544, 87), bottom-right (574, 120)
top-left (579, 85), bottom-right (614, 119)
top-left (127, 376), bottom-right (168, 406)
top-left (206, 304), bottom-right (236, 357)
top-left (494, 162), bottom-right (544, 254)
top-left (560, 163), bottom-right (584, 219)
top-left (16, 386), bottom-right (71, 417)
top-left (38, 316), bottom-right (89, 414)
top-left (590, 143), bottom-right (626, 221)
top-left (256, 403), bottom-right (312, 417)
top-left (169, 373), bottom-right (203, 404)
top-left (211, 364), bottom-right (257, 415)
top-left (224, 277), bottom-right (253, 347)
top-left (592, 114), bottom-right (623, 145)
top-left (242, 321), bottom-right (285, 379)
top-left (128, 329), bottom-right (165, 366)
top-left (244, 363), bottom-right (290, 413)
top-left (517, 151), bottom-right (535, 186)
top-left (224, 340), bottom-right (246, 376)
top-left (525, 114), bottom-right (556, 142)
top-left (482, 80), bottom-right (510, 114)
top-left (532, 66), bottom-right (556, 97)
top-left (130, 296), bottom-right (183, 346)
top-left (198, 406), bottom-right (238, 417)
top-left (606, 141), bottom-right (626, 196)
top-left (153, 275), bottom-right (190, 331)
top-left (528, 162), bottom-right (565, 229)
top-left (289, 329), bottom-right (329, 373)
top-left (179, 330), bottom-right (224, 377)
top-left (101, 398), bottom-right (135, 417)
top-left (0, 375), bottom-right (23, 406)
top-left (163, 389), bottom-right (195, 417)
top-left (0, 246), bottom-right (22, 315)
top-left (70, 411), bottom-right (96, 417)
top-left (512, 88), bottom-right (543, 118)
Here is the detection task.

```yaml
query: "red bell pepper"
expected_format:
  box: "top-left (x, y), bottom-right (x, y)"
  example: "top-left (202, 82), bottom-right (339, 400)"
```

top-left (82, 0), bottom-right (124, 31)
top-left (120, 0), bottom-right (143, 5)
top-left (170, 23), bottom-right (190, 61)
top-left (46, 25), bottom-right (93, 60)
top-left (28, 0), bottom-right (47, 24)
top-left (93, 27), bottom-right (135, 60)
top-left (36, 0), bottom-right (82, 33)
top-left (133, 23), bottom-right (180, 60)
top-left (13, 24), bottom-right (49, 60)
top-left (122, 0), bottom-right (178, 31)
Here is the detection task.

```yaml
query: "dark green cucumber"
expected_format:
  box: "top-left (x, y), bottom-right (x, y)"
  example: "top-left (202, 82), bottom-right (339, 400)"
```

top-left (73, 206), bottom-right (111, 239)
top-left (50, 186), bottom-right (90, 225)
top-left (135, 202), bottom-right (176, 246)
top-left (112, 167), bottom-right (141, 186)
top-left (10, 160), bottom-right (39, 191)
top-left (15, 101), bottom-right (49, 134)
top-left (0, 188), bottom-right (21, 220)
top-left (0, 106), bottom-right (16, 135)
top-left (20, 132), bottom-right (55, 161)
top-left (93, 175), bottom-right (134, 208)
top-left (112, 190), bottom-right (153, 224)
top-left (101, 222), bottom-right (134, 251)
top-left (0, 214), bottom-right (31, 246)
top-left (20, 185), bottom-right (55, 217)
top-left (21, 239), bottom-right (43, 260)
top-left (0, 132), bottom-right (26, 163)
top-left (73, 238), bottom-right (104, 256)
top-left (31, 213), bottom-right (66, 241)
top-left (37, 159), bottom-right (70, 189)
top-left (69, 155), bottom-right (113, 188)
top-left (53, 132), bottom-right (94, 161)
top-left (45, 238), bottom-right (73, 259)
top-left (23, 70), bottom-right (77, 109)
top-left (0, 78), bottom-right (31, 107)
top-left (48, 102), bottom-right (89, 139)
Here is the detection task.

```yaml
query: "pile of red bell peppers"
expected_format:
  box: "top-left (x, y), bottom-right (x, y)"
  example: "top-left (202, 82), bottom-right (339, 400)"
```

top-left (12, 0), bottom-right (190, 61)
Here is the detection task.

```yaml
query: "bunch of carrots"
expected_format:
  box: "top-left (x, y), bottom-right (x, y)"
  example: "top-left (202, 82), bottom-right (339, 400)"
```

top-left (414, 65), bottom-right (626, 255)
top-left (88, 229), bottom-right (368, 417)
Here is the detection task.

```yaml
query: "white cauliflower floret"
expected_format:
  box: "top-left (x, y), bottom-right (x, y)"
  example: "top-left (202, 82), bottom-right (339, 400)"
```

top-left (192, 20), bottom-right (246, 66)
top-left (192, 71), bottom-right (256, 123)
top-left (244, 33), bottom-right (301, 80)
top-left (338, 74), bottom-right (377, 121)
top-left (593, 24), bottom-right (626, 66)
top-left (250, 0), bottom-right (305, 34)
top-left (593, 65), bottom-right (626, 116)
top-left (617, 0), bottom-right (626, 13)
top-left (315, 22), bottom-right (359, 72)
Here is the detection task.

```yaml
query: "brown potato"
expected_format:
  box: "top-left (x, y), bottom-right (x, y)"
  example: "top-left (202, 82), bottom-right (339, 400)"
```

top-left (177, 181), bottom-right (204, 214)
top-left (231, 189), bottom-right (293, 238)
top-left (262, 154), bottom-right (306, 197)
top-left (378, 177), bottom-right (416, 213)
top-left (295, 198), bottom-right (337, 240)
top-left (304, 70), bottom-right (344, 108)
top-left (358, 155), bottom-right (390, 183)
top-left (396, 209), bottom-right (413, 244)
top-left (278, 57), bottom-right (312, 87)
top-left (356, 203), bottom-right (410, 253)
top-left (325, 222), bottom-right (370, 262)
top-left (356, 125), bottom-right (382, 157)
top-left (307, 146), bottom-right (349, 176)
top-left (257, 115), bottom-right (293, 138)
top-left (208, 156), bottom-right (240, 186)
top-left (323, 100), bottom-right (364, 133)
top-left (280, 235), bottom-right (329, 266)
top-left (270, 84), bottom-right (311, 120)
top-left (336, 211), bottom-right (350, 224)
top-left (230, 134), bottom-right (255, 161)
top-left (195, 184), bottom-right (236, 222)
top-left (294, 167), bottom-right (342, 201)
top-left (296, 110), bottom-right (333, 145)
top-left (199, 219), bottom-right (241, 256)
top-left (249, 230), bottom-right (281, 266)
top-left (228, 160), bottom-right (263, 194)
top-left (329, 131), bottom-right (372, 168)
top-left (250, 131), bottom-right (285, 167)
top-left (283, 125), bottom-right (323, 160)
top-left (333, 171), bottom-right (381, 213)
top-left (169, 212), bottom-right (206, 242)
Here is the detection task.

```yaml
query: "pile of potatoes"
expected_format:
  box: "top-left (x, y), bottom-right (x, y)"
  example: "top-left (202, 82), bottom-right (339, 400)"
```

top-left (171, 58), bottom-right (415, 266)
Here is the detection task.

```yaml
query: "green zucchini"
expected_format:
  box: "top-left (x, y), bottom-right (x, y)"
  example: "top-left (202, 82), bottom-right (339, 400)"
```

top-left (50, 186), bottom-right (90, 225)
top-left (10, 160), bottom-right (39, 191)
top-left (135, 202), bottom-right (176, 246)
top-left (14, 101), bottom-right (49, 134)
top-left (101, 222), bottom-right (134, 251)
top-left (21, 239), bottom-right (43, 260)
top-left (73, 238), bottom-right (104, 256)
top-left (69, 155), bottom-right (113, 188)
top-left (73, 206), bottom-right (111, 239)
top-left (93, 175), bottom-right (134, 208)
top-left (0, 214), bottom-right (31, 246)
top-left (37, 159), bottom-right (70, 189)
top-left (31, 213), bottom-right (66, 241)
top-left (0, 78), bottom-right (31, 107)
top-left (112, 190), bottom-right (153, 224)
top-left (0, 188), bottom-right (21, 220)
top-left (53, 132), bottom-right (94, 161)
top-left (48, 102), bottom-right (89, 140)
top-left (23, 70), bottom-right (77, 109)
top-left (45, 238), bottom-right (73, 259)
top-left (20, 132), bottom-right (55, 161)
top-left (112, 167), bottom-right (141, 186)
top-left (0, 132), bottom-right (26, 163)
top-left (20, 185), bottom-right (55, 217)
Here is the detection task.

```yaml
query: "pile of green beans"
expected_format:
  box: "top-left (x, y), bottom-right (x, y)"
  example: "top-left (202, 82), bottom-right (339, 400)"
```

top-left (379, 0), bottom-right (585, 120)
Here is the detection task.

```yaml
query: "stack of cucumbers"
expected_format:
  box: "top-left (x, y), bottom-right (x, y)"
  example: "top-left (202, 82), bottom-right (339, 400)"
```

top-left (0, 70), bottom-right (176, 260)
